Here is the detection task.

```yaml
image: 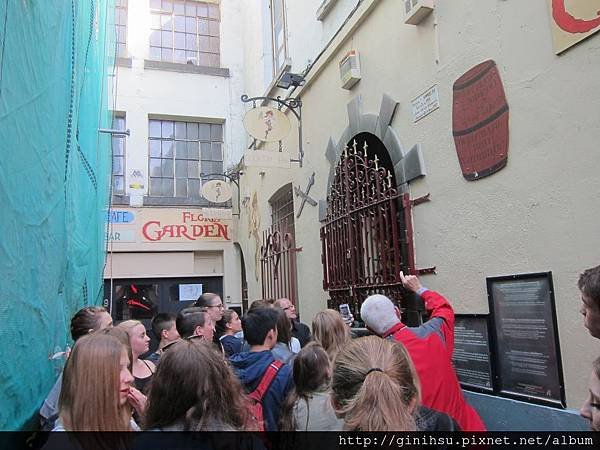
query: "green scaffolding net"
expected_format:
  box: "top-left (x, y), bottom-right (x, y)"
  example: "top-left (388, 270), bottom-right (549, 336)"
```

top-left (0, 0), bottom-right (115, 429)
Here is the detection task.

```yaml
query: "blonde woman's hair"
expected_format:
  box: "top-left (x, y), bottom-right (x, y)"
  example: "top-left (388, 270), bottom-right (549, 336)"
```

top-left (331, 336), bottom-right (419, 431)
top-left (59, 333), bottom-right (132, 431)
top-left (117, 319), bottom-right (143, 335)
top-left (312, 309), bottom-right (349, 361)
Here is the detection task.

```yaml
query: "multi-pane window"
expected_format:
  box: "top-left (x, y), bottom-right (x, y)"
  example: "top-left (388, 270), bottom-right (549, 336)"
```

top-left (270, 184), bottom-right (295, 238)
top-left (115, 0), bottom-right (128, 57)
top-left (270, 0), bottom-right (287, 75)
top-left (149, 0), bottom-right (220, 67)
top-left (112, 116), bottom-right (126, 195)
top-left (148, 119), bottom-right (224, 199)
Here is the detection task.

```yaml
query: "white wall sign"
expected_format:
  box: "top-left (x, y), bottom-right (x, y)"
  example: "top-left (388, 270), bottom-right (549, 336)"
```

top-left (202, 179), bottom-right (233, 203)
top-left (202, 208), bottom-right (233, 220)
top-left (243, 106), bottom-right (292, 142)
top-left (412, 85), bottom-right (440, 122)
top-left (179, 283), bottom-right (203, 301)
top-left (244, 150), bottom-right (291, 168)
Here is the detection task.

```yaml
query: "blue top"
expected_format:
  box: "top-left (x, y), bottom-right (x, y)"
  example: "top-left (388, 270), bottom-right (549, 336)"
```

top-left (219, 334), bottom-right (244, 357)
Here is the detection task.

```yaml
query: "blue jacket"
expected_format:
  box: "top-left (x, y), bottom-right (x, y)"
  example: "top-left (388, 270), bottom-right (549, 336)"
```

top-left (229, 350), bottom-right (293, 431)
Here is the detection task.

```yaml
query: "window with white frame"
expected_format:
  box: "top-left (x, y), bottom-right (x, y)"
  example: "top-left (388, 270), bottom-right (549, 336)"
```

top-left (148, 119), bottom-right (224, 199)
top-left (270, 0), bottom-right (288, 75)
top-left (115, 0), bottom-right (128, 57)
top-left (112, 116), bottom-right (126, 196)
top-left (149, 0), bottom-right (220, 67)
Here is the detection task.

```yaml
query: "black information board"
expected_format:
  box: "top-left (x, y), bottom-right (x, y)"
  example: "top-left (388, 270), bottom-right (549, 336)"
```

top-left (487, 272), bottom-right (565, 407)
top-left (452, 315), bottom-right (494, 393)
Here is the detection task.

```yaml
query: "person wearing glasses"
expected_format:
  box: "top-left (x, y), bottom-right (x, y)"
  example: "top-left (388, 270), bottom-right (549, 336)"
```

top-left (194, 293), bottom-right (226, 347)
top-left (274, 298), bottom-right (312, 348)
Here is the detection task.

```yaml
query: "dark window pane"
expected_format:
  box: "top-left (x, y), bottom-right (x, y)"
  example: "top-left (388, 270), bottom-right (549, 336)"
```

top-left (209, 37), bottom-right (219, 53)
top-left (175, 141), bottom-right (188, 158)
top-left (174, 15), bottom-right (185, 32)
top-left (185, 1), bottom-right (197, 16)
top-left (199, 124), bottom-right (211, 140)
top-left (162, 158), bottom-right (174, 177)
top-left (175, 160), bottom-right (187, 177)
top-left (161, 121), bottom-right (174, 138)
top-left (198, 53), bottom-right (210, 66)
top-left (211, 143), bottom-right (222, 161)
top-left (186, 33), bottom-right (197, 51)
top-left (208, 53), bottom-right (219, 67)
top-left (113, 176), bottom-right (124, 194)
top-left (197, 3), bottom-right (208, 17)
top-left (149, 46), bottom-right (161, 60)
top-left (213, 161), bottom-right (223, 174)
top-left (112, 138), bottom-right (123, 156)
top-left (162, 140), bottom-right (173, 158)
top-left (174, 32), bottom-right (185, 49)
top-left (187, 122), bottom-right (199, 140)
top-left (209, 20), bottom-right (219, 37)
top-left (176, 178), bottom-right (187, 197)
top-left (149, 120), bottom-right (162, 138)
top-left (173, 0), bottom-right (185, 15)
top-left (149, 177), bottom-right (162, 196)
top-left (113, 116), bottom-right (125, 130)
top-left (162, 48), bottom-right (173, 62)
top-left (198, 19), bottom-right (209, 35)
top-left (113, 157), bottom-right (123, 175)
top-left (150, 30), bottom-right (161, 46)
top-left (201, 161), bottom-right (213, 175)
top-left (199, 36), bottom-right (209, 52)
top-left (189, 179), bottom-right (200, 199)
top-left (210, 124), bottom-right (223, 141)
top-left (149, 140), bottom-right (161, 157)
top-left (163, 178), bottom-right (174, 196)
top-left (208, 4), bottom-right (219, 19)
top-left (188, 160), bottom-right (199, 178)
top-left (174, 123), bottom-right (186, 140)
top-left (187, 141), bottom-right (199, 159)
top-left (161, 15), bottom-right (173, 31)
top-left (149, 158), bottom-right (162, 177)
top-left (201, 142), bottom-right (211, 160)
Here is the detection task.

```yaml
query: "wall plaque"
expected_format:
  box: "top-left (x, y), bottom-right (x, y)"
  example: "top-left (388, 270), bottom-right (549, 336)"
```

top-left (452, 60), bottom-right (509, 181)
top-left (452, 314), bottom-right (494, 393)
top-left (487, 272), bottom-right (565, 407)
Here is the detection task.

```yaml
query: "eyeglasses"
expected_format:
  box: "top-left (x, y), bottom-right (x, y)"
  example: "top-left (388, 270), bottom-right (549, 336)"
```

top-left (207, 303), bottom-right (224, 309)
top-left (282, 304), bottom-right (295, 311)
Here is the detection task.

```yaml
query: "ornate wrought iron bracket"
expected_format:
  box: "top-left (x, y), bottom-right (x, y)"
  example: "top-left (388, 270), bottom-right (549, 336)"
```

top-left (294, 172), bottom-right (317, 218)
top-left (241, 94), bottom-right (304, 167)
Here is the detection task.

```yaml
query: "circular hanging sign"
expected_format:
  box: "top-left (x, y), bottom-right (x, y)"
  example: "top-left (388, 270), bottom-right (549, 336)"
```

top-left (201, 180), bottom-right (232, 203)
top-left (243, 106), bottom-right (291, 143)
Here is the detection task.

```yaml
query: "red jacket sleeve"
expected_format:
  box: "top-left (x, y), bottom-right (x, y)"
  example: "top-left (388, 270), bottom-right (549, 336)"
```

top-left (422, 290), bottom-right (455, 353)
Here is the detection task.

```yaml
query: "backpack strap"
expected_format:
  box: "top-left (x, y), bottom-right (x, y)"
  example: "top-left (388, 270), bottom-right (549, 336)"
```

top-left (248, 360), bottom-right (284, 402)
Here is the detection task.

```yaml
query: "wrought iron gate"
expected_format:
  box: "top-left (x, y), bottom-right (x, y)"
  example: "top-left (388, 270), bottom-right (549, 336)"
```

top-left (320, 140), bottom-right (415, 317)
top-left (260, 219), bottom-right (300, 304)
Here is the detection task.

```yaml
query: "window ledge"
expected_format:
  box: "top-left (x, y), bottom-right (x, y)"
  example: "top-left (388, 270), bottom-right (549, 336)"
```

top-left (144, 60), bottom-right (230, 77)
top-left (116, 57), bottom-right (132, 68)
top-left (112, 194), bottom-right (130, 205)
top-left (316, 0), bottom-right (339, 21)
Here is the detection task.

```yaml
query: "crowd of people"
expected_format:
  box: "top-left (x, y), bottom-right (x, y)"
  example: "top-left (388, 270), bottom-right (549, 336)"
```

top-left (38, 266), bottom-right (600, 433)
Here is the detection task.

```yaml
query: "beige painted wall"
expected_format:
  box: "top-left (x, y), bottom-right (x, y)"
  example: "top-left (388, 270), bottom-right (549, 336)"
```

top-left (236, 0), bottom-right (600, 408)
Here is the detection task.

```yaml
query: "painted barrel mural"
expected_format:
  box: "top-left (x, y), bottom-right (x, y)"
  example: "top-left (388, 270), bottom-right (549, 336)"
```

top-left (452, 60), bottom-right (509, 181)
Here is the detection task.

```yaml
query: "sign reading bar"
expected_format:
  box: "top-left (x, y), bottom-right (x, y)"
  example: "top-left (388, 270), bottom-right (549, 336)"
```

top-left (452, 315), bottom-right (494, 392)
top-left (487, 272), bottom-right (565, 407)
top-left (244, 150), bottom-right (291, 169)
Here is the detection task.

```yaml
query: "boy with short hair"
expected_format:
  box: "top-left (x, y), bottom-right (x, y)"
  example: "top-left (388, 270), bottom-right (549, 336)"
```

top-left (148, 312), bottom-right (180, 364)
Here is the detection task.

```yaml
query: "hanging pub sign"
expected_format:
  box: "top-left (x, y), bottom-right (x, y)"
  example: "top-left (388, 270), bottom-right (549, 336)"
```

top-left (243, 106), bottom-right (291, 143)
top-left (201, 179), bottom-right (233, 203)
top-left (452, 60), bottom-right (509, 181)
top-left (548, 0), bottom-right (600, 54)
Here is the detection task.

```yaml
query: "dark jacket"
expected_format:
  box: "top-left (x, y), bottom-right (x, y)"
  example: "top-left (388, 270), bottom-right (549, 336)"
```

top-left (229, 350), bottom-right (293, 431)
top-left (220, 334), bottom-right (244, 357)
top-left (291, 320), bottom-right (311, 348)
top-left (414, 405), bottom-right (461, 431)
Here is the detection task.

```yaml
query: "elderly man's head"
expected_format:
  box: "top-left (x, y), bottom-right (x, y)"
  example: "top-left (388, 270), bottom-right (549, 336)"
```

top-left (360, 294), bottom-right (401, 335)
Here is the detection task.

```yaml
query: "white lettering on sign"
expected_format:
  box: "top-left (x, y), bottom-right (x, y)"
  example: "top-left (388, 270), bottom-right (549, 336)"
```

top-left (412, 85), bottom-right (440, 123)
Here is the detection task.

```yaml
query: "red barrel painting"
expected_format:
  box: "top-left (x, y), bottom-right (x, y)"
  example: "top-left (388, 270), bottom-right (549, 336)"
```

top-left (452, 60), bottom-right (509, 181)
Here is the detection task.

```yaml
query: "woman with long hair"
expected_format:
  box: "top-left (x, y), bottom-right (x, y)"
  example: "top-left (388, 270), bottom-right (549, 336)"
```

top-left (215, 309), bottom-right (244, 357)
top-left (55, 333), bottom-right (135, 431)
top-left (279, 343), bottom-right (344, 431)
top-left (312, 309), bottom-right (350, 362)
top-left (117, 320), bottom-right (155, 394)
top-left (331, 336), bottom-right (419, 431)
top-left (271, 307), bottom-right (298, 364)
top-left (143, 339), bottom-right (247, 431)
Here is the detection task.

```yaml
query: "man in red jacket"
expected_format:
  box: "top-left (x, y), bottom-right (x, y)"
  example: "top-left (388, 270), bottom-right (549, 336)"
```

top-left (361, 272), bottom-right (486, 431)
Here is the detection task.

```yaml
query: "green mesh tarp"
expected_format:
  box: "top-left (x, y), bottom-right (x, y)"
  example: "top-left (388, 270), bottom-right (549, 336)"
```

top-left (0, 0), bottom-right (115, 429)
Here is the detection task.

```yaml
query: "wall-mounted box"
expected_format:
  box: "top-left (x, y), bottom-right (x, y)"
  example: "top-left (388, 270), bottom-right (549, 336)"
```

top-left (339, 50), bottom-right (361, 90)
top-left (404, 0), bottom-right (434, 25)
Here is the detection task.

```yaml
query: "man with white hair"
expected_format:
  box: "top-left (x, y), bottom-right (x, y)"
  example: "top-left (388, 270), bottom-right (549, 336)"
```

top-left (361, 271), bottom-right (485, 431)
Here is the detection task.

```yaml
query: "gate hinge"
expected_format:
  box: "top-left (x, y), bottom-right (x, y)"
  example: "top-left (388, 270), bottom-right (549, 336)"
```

top-left (410, 193), bottom-right (431, 207)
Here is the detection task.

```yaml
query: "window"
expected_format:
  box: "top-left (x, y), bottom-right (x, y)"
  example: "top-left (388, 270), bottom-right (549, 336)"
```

top-left (115, 0), bottom-right (128, 57)
top-left (148, 119), bottom-right (224, 199)
top-left (112, 116), bottom-right (126, 196)
top-left (270, 0), bottom-right (288, 75)
top-left (149, 0), bottom-right (220, 67)
top-left (270, 183), bottom-right (295, 238)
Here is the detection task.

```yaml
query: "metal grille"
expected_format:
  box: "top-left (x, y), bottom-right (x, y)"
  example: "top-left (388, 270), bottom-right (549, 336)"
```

top-left (260, 217), bottom-right (300, 304)
top-left (320, 140), bottom-right (412, 317)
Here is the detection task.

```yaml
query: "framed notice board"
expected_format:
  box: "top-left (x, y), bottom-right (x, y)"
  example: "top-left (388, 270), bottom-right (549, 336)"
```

top-left (452, 314), bottom-right (494, 393)
top-left (487, 272), bottom-right (565, 407)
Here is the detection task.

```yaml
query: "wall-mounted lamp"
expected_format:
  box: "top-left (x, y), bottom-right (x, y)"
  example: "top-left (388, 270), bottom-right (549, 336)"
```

top-left (276, 72), bottom-right (306, 90)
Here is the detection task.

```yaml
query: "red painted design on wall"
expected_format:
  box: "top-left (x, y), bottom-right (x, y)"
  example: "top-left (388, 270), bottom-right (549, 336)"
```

top-left (552, 0), bottom-right (600, 34)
